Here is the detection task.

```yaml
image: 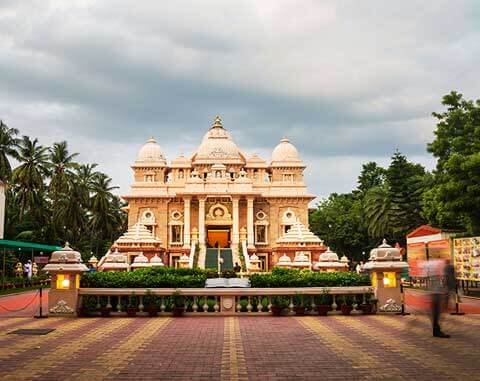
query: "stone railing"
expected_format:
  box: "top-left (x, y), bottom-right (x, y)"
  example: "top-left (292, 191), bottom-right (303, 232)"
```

top-left (78, 286), bottom-right (373, 316)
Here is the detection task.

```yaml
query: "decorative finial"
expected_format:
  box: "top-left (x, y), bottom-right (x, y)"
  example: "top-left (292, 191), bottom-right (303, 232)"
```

top-left (213, 115), bottom-right (222, 128)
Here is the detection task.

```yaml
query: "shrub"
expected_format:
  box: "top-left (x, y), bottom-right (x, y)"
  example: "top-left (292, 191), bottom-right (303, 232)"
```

top-left (80, 267), bottom-right (208, 288)
top-left (249, 268), bottom-right (370, 288)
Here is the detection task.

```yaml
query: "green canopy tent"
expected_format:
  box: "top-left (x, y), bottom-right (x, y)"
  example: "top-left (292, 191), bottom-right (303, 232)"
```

top-left (0, 240), bottom-right (62, 289)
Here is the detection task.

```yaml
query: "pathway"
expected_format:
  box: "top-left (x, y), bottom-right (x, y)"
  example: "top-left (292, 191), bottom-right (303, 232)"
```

top-left (0, 314), bottom-right (479, 380)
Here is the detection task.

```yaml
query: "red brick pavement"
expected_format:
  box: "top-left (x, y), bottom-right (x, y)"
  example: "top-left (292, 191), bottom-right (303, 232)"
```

top-left (0, 314), bottom-right (479, 380)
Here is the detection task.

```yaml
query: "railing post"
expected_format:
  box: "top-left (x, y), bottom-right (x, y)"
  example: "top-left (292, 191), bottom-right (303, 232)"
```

top-left (139, 296), bottom-right (144, 312)
top-left (203, 297), bottom-right (209, 313)
top-left (257, 296), bottom-right (263, 312)
top-left (107, 296), bottom-right (112, 309)
top-left (247, 297), bottom-right (252, 312)
top-left (268, 296), bottom-right (272, 313)
top-left (192, 297), bottom-right (198, 313)
top-left (331, 295), bottom-right (337, 311)
top-left (236, 296), bottom-right (242, 313)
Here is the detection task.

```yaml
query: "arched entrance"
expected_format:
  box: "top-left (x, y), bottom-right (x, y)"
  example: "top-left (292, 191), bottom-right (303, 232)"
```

top-left (207, 227), bottom-right (231, 248)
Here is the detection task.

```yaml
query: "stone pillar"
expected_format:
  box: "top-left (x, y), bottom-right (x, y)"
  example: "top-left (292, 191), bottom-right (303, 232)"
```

top-left (0, 182), bottom-right (5, 239)
top-left (247, 197), bottom-right (254, 248)
top-left (43, 244), bottom-right (88, 317)
top-left (198, 198), bottom-right (206, 245)
top-left (183, 197), bottom-right (191, 248)
top-left (232, 198), bottom-right (239, 245)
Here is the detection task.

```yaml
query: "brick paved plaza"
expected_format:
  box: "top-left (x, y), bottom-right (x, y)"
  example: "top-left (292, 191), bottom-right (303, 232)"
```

top-left (0, 314), bottom-right (479, 380)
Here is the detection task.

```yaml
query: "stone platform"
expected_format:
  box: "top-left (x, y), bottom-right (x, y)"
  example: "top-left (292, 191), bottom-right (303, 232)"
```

top-left (0, 314), bottom-right (479, 380)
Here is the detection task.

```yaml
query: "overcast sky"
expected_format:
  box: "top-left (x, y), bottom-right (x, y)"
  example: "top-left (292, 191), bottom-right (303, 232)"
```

top-left (1, 1), bottom-right (479, 203)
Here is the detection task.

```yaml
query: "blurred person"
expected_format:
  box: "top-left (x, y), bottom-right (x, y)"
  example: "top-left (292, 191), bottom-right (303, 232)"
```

top-left (427, 259), bottom-right (452, 338)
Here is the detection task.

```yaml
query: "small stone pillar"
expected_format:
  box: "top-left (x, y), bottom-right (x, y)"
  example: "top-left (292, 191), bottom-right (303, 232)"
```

top-left (364, 239), bottom-right (408, 312)
top-left (178, 253), bottom-right (190, 269)
top-left (43, 243), bottom-right (88, 316)
top-left (248, 253), bottom-right (262, 273)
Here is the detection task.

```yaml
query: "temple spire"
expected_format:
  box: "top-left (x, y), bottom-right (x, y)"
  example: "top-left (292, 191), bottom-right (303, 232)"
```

top-left (212, 115), bottom-right (223, 128)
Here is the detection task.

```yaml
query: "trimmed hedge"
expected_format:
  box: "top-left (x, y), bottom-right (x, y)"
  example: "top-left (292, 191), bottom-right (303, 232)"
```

top-left (249, 268), bottom-right (371, 288)
top-left (80, 267), bottom-right (217, 288)
top-left (80, 267), bottom-right (370, 289)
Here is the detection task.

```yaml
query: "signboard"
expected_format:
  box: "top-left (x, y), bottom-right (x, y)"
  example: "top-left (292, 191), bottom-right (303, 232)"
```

top-left (34, 256), bottom-right (49, 264)
top-left (453, 237), bottom-right (480, 281)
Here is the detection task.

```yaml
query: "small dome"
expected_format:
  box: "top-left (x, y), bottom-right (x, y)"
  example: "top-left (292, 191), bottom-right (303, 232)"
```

top-left (340, 255), bottom-right (349, 264)
top-left (271, 137), bottom-right (302, 166)
top-left (368, 239), bottom-right (402, 261)
top-left (136, 137), bottom-right (166, 165)
top-left (133, 253), bottom-right (149, 264)
top-left (150, 254), bottom-right (164, 267)
top-left (292, 252), bottom-right (310, 266)
top-left (319, 247), bottom-right (340, 262)
top-left (249, 253), bottom-right (260, 262)
top-left (278, 254), bottom-right (292, 263)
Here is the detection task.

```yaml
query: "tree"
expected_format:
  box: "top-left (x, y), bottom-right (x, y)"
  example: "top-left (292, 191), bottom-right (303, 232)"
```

top-left (12, 136), bottom-right (50, 220)
top-left (427, 91), bottom-right (480, 233)
top-left (363, 151), bottom-right (426, 243)
top-left (0, 120), bottom-right (19, 182)
top-left (310, 193), bottom-right (371, 261)
top-left (49, 141), bottom-right (78, 203)
top-left (357, 162), bottom-right (386, 193)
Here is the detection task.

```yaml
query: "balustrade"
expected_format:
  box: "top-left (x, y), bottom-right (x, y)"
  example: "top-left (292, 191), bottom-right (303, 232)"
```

top-left (77, 286), bottom-right (374, 316)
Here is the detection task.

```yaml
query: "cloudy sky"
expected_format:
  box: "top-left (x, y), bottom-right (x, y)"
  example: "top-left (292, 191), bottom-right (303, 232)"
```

top-left (1, 1), bottom-right (479, 202)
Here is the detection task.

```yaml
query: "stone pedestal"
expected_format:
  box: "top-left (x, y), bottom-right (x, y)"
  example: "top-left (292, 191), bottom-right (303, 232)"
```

top-left (364, 239), bottom-right (408, 312)
top-left (43, 243), bottom-right (88, 316)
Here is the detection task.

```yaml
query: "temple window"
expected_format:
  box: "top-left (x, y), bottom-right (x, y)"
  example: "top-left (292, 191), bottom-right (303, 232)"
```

top-left (284, 225), bottom-right (292, 234)
top-left (255, 225), bottom-right (267, 244)
top-left (145, 174), bottom-right (154, 182)
top-left (179, 170), bottom-right (184, 179)
top-left (170, 225), bottom-right (183, 244)
top-left (283, 174), bottom-right (294, 182)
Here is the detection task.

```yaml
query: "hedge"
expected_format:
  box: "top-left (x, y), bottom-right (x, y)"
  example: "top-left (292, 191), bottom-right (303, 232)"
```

top-left (249, 268), bottom-right (371, 288)
top-left (81, 267), bottom-right (220, 288)
top-left (81, 267), bottom-right (370, 289)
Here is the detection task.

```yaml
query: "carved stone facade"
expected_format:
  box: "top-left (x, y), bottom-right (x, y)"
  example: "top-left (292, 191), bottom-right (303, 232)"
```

top-left (119, 116), bottom-right (322, 270)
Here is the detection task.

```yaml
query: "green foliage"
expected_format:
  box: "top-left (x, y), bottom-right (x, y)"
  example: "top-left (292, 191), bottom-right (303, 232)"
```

top-left (237, 244), bottom-right (247, 272)
top-left (193, 243), bottom-right (200, 268)
top-left (271, 296), bottom-right (290, 308)
top-left (0, 119), bottom-right (126, 268)
top-left (309, 193), bottom-right (371, 261)
top-left (427, 91), bottom-right (480, 234)
top-left (80, 267), bottom-right (210, 288)
top-left (249, 268), bottom-right (370, 288)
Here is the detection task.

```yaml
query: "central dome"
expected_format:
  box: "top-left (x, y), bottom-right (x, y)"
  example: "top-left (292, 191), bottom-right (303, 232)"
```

top-left (193, 116), bottom-right (244, 164)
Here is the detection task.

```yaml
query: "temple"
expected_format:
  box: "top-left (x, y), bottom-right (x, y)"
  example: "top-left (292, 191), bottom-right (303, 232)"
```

top-left (105, 116), bottom-right (326, 271)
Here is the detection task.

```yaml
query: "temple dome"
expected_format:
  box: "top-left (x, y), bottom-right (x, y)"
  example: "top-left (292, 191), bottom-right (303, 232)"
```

top-left (193, 116), bottom-right (243, 163)
top-left (271, 137), bottom-right (303, 166)
top-left (136, 137), bottom-right (166, 165)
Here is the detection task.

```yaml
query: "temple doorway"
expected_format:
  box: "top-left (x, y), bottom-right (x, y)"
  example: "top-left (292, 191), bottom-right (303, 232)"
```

top-left (207, 228), bottom-right (231, 248)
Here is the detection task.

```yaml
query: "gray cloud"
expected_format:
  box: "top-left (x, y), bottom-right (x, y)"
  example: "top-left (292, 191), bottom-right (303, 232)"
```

top-left (0, 0), bottom-right (479, 199)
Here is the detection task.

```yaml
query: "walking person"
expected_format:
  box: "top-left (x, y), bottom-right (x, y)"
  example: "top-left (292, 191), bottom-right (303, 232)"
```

top-left (429, 259), bottom-right (454, 338)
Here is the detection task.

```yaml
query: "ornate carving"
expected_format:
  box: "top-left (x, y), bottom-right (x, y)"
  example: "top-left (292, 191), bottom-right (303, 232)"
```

top-left (379, 298), bottom-right (401, 313)
top-left (49, 300), bottom-right (74, 314)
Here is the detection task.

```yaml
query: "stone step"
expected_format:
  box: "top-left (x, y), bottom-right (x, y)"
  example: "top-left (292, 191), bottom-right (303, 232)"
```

top-left (205, 248), bottom-right (233, 271)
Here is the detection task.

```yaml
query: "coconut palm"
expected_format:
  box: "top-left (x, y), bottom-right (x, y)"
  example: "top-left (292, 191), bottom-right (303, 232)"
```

top-left (75, 163), bottom-right (100, 208)
top-left (49, 141), bottom-right (79, 202)
top-left (89, 173), bottom-right (119, 237)
top-left (364, 185), bottom-right (391, 239)
top-left (12, 136), bottom-right (50, 220)
top-left (0, 120), bottom-right (19, 182)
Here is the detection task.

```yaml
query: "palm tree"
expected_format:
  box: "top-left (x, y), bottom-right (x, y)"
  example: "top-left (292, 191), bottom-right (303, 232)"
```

top-left (0, 120), bottom-right (19, 182)
top-left (89, 174), bottom-right (119, 237)
top-left (75, 163), bottom-right (100, 208)
top-left (49, 141), bottom-right (79, 202)
top-left (12, 136), bottom-right (50, 220)
top-left (364, 185), bottom-right (391, 239)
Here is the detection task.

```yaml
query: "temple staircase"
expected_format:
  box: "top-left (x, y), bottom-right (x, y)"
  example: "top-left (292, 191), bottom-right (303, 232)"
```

top-left (205, 248), bottom-right (234, 272)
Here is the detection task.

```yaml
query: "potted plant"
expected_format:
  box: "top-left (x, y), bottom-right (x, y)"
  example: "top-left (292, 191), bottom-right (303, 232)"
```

top-left (359, 293), bottom-right (375, 315)
top-left (144, 290), bottom-right (159, 317)
top-left (126, 292), bottom-right (138, 317)
top-left (172, 290), bottom-right (185, 317)
top-left (271, 296), bottom-right (289, 316)
top-left (340, 295), bottom-right (354, 316)
top-left (316, 289), bottom-right (332, 316)
top-left (293, 293), bottom-right (306, 316)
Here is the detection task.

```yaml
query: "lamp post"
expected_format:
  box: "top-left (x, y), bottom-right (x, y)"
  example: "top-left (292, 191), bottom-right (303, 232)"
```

top-left (217, 246), bottom-right (224, 277)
